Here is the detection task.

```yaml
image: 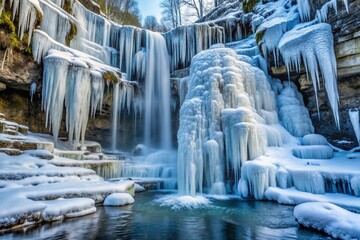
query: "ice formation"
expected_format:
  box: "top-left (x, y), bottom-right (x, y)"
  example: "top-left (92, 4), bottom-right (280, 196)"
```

top-left (177, 46), bottom-right (281, 196)
top-left (297, 0), bottom-right (311, 22)
top-left (279, 23), bottom-right (340, 127)
top-left (316, 0), bottom-right (338, 22)
top-left (6, 0), bottom-right (42, 45)
top-left (119, 150), bottom-right (177, 189)
top-left (277, 82), bottom-right (314, 137)
top-left (349, 109), bottom-right (360, 145)
top-left (164, 23), bottom-right (225, 72)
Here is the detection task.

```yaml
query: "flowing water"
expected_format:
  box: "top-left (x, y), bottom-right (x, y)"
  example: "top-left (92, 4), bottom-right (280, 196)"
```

top-left (1, 191), bottom-right (330, 240)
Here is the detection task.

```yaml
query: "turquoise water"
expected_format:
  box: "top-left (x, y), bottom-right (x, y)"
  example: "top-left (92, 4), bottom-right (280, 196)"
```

top-left (1, 191), bottom-right (331, 240)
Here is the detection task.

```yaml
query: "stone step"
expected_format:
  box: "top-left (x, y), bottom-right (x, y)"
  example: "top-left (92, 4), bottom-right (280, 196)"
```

top-left (0, 148), bottom-right (23, 156)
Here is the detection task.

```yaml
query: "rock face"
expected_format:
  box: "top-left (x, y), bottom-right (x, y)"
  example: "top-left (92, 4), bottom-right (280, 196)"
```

top-left (0, 48), bottom-right (42, 91)
top-left (267, 0), bottom-right (360, 148)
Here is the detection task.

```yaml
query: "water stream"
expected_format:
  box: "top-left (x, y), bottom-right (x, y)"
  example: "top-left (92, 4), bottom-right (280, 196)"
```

top-left (0, 191), bottom-right (330, 240)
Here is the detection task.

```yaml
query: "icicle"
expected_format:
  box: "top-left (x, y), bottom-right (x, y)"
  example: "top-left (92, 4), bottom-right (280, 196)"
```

top-left (163, 23), bottom-right (225, 72)
top-left (316, 0), bottom-right (337, 23)
top-left (1, 48), bottom-right (8, 70)
top-left (297, 0), bottom-right (311, 22)
top-left (349, 109), bottom-right (360, 146)
top-left (30, 82), bottom-right (37, 102)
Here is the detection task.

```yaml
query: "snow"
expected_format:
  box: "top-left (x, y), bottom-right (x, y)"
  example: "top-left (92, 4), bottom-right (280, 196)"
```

top-left (266, 187), bottom-right (360, 213)
top-left (41, 198), bottom-right (96, 221)
top-left (294, 202), bottom-right (360, 240)
top-left (134, 183), bottom-right (145, 192)
top-left (103, 193), bottom-right (135, 206)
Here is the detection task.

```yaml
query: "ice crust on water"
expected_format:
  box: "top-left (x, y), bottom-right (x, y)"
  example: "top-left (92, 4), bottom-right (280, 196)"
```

top-left (279, 23), bottom-right (340, 127)
top-left (294, 202), bottom-right (360, 240)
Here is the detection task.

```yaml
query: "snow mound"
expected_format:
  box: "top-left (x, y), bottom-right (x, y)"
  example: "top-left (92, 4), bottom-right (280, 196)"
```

top-left (265, 187), bottom-right (360, 212)
top-left (302, 134), bottom-right (328, 146)
top-left (155, 194), bottom-right (211, 211)
top-left (294, 202), bottom-right (360, 240)
top-left (134, 183), bottom-right (146, 192)
top-left (292, 145), bottom-right (333, 159)
top-left (103, 193), bottom-right (135, 206)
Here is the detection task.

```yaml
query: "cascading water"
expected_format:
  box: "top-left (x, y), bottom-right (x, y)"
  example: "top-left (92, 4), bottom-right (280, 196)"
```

top-left (110, 31), bottom-right (176, 188)
top-left (144, 31), bottom-right (172, 150)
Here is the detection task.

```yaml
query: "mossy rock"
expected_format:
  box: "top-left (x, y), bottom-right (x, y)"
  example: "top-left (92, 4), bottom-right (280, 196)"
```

top-left (102, 71), bottom-right (120, 84)
top-left (13, 141), bottom-right (38, 151)
top-left (0, 148), bottom-right (23, 156)
top-left (243, 0), bottom-right (260, 13)
top-left (0, 121), bottom-right (4, 133)
top-left (0, 139), bottom-right (13, 148)
top-left (66, 21), bottom-right (77, 46)
top-left (63, 0), bottom-right (73, 13)
top-left (18, 125), bottom-right (29, 135)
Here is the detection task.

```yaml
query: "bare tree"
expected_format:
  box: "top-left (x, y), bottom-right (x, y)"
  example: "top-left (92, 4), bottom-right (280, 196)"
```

top-left (160, 0), bottom-right (182, 29)
top-left (143, 16), bottom-right (159, 31)
top-left (96, 0), bottom-right (142, 26)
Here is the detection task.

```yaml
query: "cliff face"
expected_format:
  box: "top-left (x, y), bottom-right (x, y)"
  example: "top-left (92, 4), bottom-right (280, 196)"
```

top-left (270, 0), bottom-right (360, 148)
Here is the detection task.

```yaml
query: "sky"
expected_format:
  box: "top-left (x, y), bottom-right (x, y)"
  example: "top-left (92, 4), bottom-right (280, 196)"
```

top-left (137, 0), bottom-right (163, 23)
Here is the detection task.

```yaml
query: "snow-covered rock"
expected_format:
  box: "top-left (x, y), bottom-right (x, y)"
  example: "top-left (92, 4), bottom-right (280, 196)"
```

top-left (103, 193), bottom-right (135, 206)
top-left (294, 202), bottom-right (360, 240)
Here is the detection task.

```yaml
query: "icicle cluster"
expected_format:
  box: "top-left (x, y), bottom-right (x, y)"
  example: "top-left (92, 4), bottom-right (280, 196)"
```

top-left (279, 23), bottom-right (340, 127)
top-left (41, 49), bottom-right (111, 148)
top-left (163, 23), bottom-right (225, 72)
top-left (5, 0), bottom-right (42, 45)
top-left (297, 0), bottom-right (311, 22)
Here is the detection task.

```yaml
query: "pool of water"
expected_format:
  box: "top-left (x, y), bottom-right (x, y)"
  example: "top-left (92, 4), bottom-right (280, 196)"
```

top-left (1, 191), bottom-right (331, 240)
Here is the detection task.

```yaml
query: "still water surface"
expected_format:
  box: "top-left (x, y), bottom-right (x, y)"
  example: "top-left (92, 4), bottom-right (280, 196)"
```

top-left (1, 191), bottom-right (331, 240)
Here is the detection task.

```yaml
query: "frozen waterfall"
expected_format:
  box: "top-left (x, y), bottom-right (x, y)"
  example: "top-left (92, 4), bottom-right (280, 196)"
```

top-left (177, 45), bottom-right (282, 196)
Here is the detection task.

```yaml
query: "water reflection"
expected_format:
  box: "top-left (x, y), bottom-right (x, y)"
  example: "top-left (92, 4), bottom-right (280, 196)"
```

top-left (1, 192), bottom-right (331, 240)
